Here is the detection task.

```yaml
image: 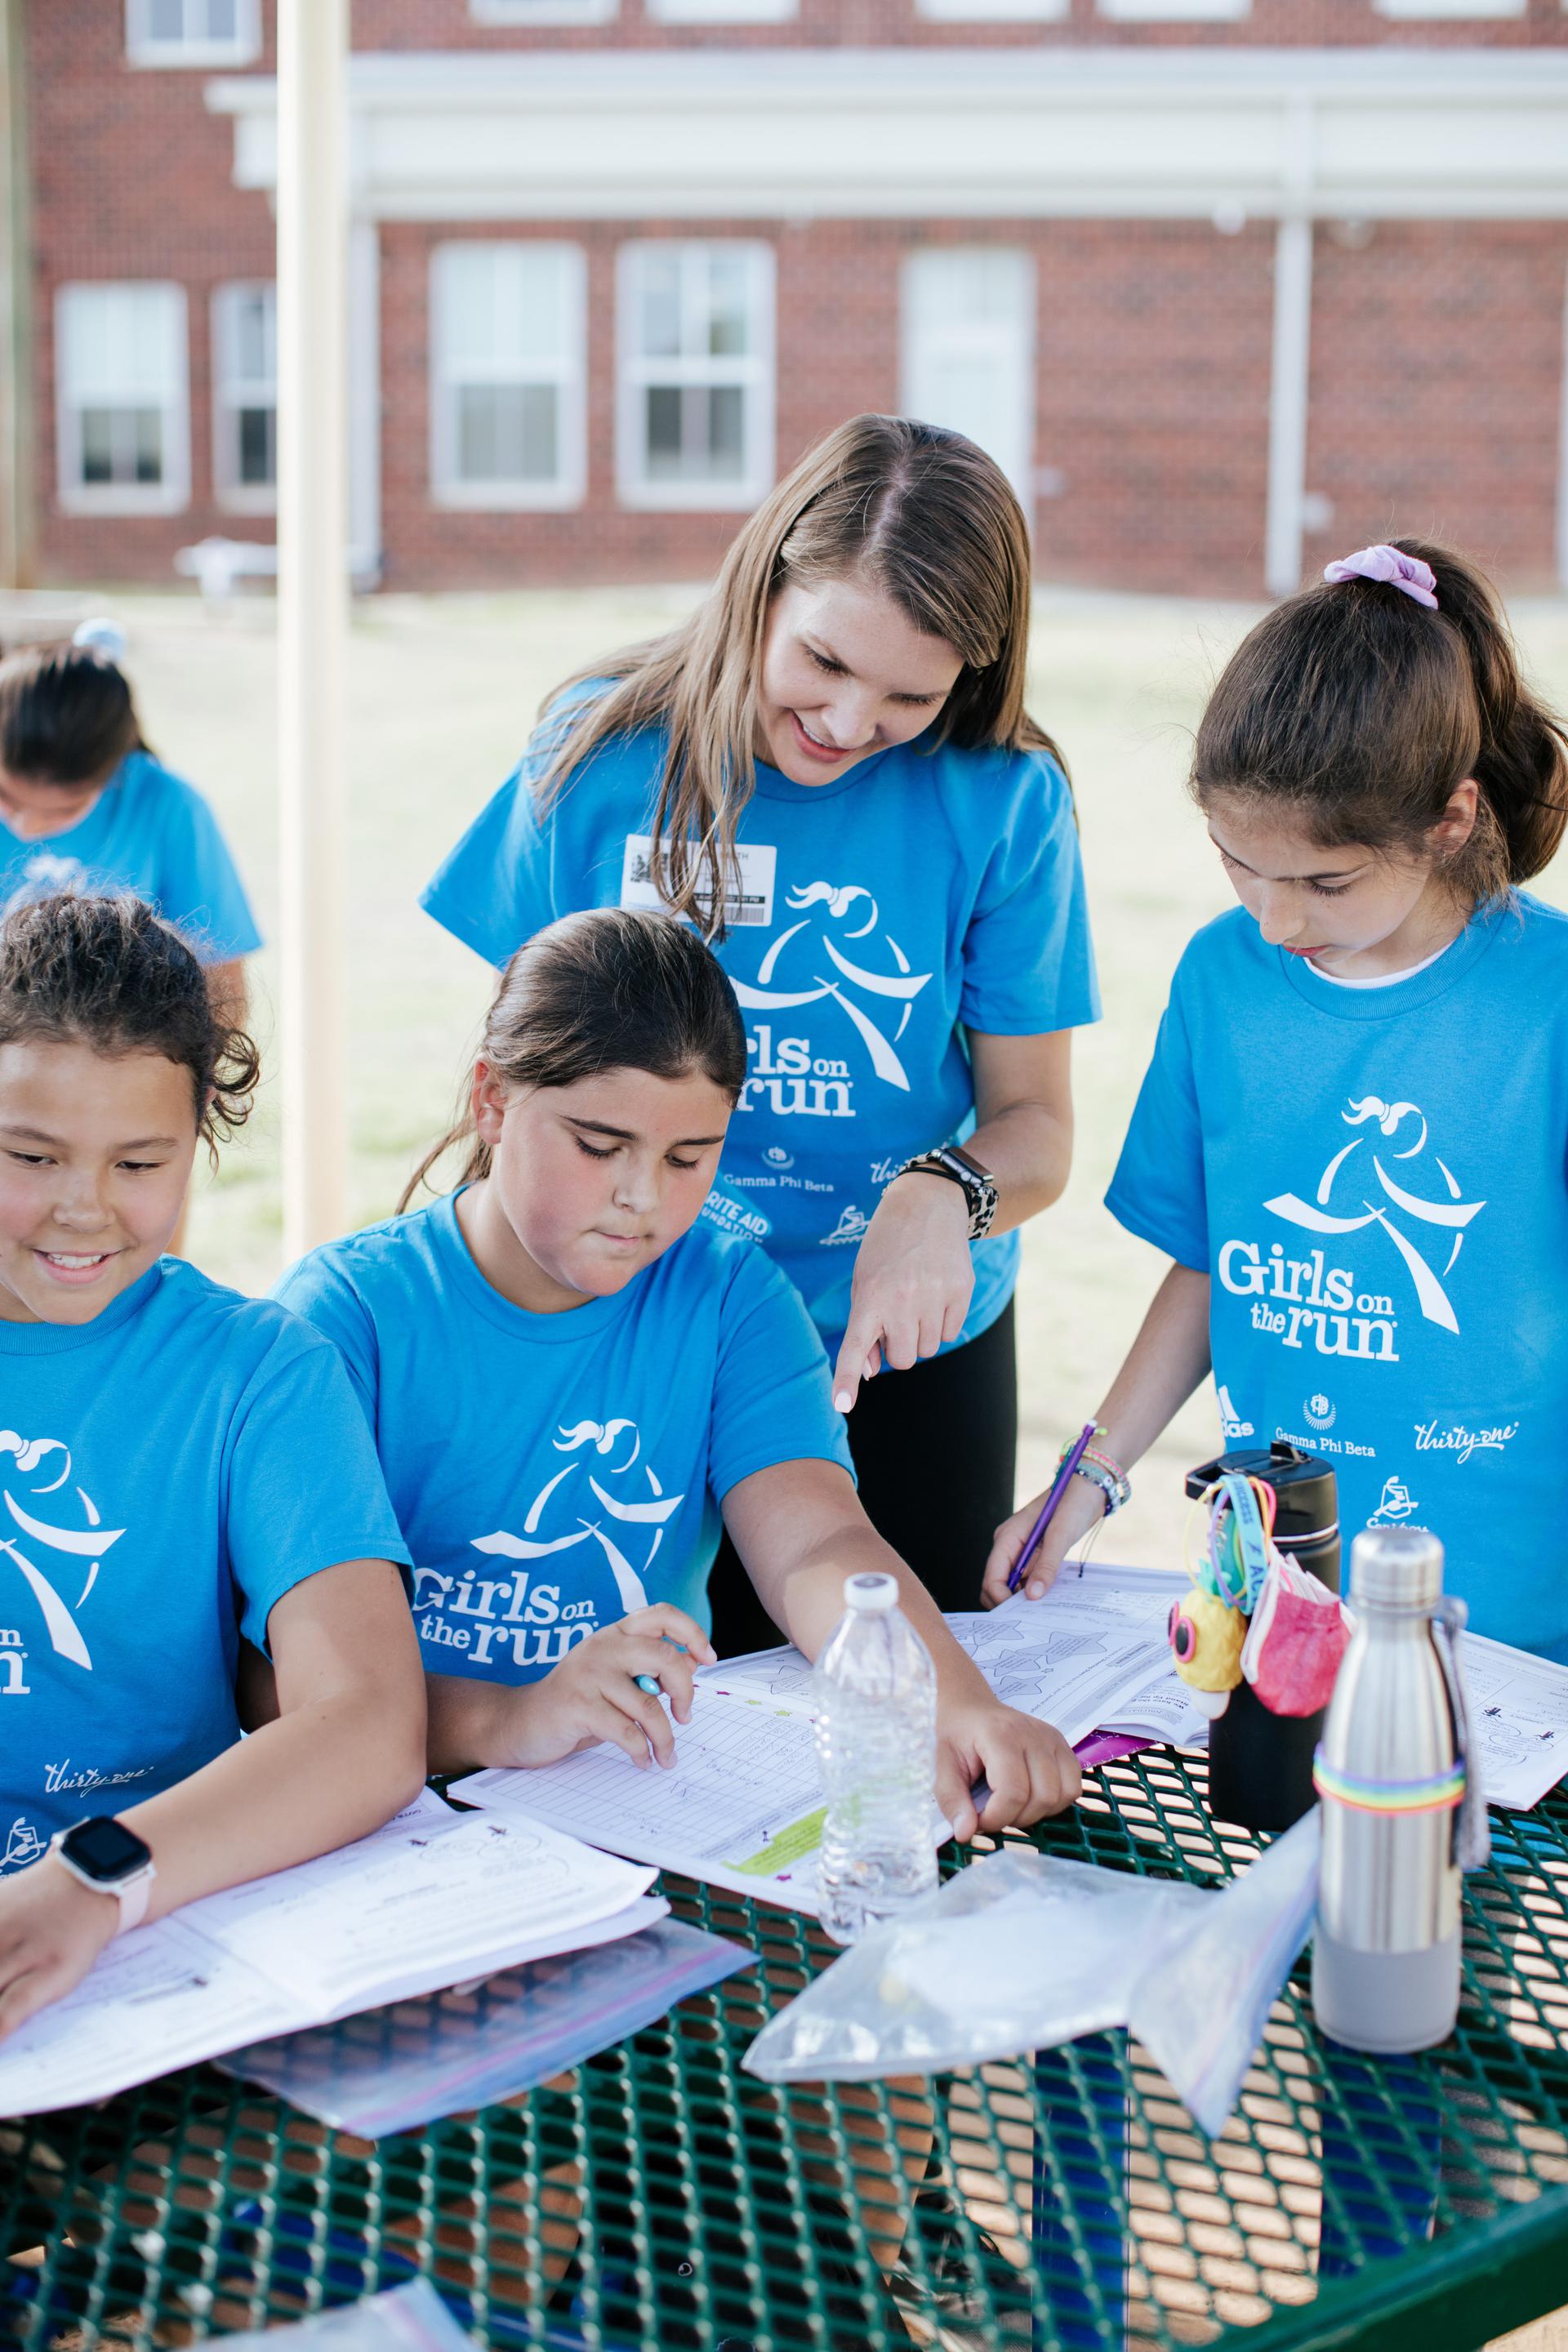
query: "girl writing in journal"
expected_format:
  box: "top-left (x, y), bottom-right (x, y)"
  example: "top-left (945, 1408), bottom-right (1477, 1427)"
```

top-left (985, 542), bottom-right (1568, 1662)
top-left (278, 907), bottom-right (1080, 1830)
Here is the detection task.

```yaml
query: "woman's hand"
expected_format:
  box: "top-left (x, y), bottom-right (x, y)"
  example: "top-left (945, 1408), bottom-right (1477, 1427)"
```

top-left (495, 1606), bottom-right (717, 1772)
top-left (982, 1477), bottom-right (1104, 1607)
top-left (831, 1173), bottom-right (973, 1413)
top-left (936, 1695), bottom-right (1081, 1842)
top-left (0, 1856), bottom-right (119, 2044)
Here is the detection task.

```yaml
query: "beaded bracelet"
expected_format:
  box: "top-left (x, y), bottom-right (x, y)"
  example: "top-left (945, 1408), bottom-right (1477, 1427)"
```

top-left (1067, 1446), bottom-right (1131, 1517)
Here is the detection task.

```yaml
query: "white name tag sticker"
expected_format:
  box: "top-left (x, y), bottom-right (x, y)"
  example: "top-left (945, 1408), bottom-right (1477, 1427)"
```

top-left (619, 835), bottom-right (777, 929)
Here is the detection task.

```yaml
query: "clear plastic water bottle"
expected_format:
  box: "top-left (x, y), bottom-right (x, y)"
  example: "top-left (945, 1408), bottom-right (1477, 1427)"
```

top-left (813, 1570), bottom-right (938, 1946)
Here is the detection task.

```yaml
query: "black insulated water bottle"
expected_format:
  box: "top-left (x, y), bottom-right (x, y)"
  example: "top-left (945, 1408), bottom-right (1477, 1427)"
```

top-left (1183, 1441), bottom-right (1341, 1833)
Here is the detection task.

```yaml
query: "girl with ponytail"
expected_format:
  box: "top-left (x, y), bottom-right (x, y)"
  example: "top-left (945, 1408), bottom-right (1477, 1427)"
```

top-left (986, 542), bottom-right (1568, 1665)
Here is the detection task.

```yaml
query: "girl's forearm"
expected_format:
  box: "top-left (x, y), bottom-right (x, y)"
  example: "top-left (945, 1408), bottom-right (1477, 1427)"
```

top-left (423, 1671), bottom-right (520, 1777)
top-left (118, 1688), bottom-right (427, 1924)
top-left (1092, 1263), bottom-right (1213, 1466)
top-left (962, 1096), bottom-right (1073, 1232)
top-left (775, 1524), bottom-right (993, 1712)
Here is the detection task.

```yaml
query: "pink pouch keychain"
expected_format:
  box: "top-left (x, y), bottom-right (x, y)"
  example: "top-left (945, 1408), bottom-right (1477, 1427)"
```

top-left (1240, 1551), bottom-right (1350, 1717)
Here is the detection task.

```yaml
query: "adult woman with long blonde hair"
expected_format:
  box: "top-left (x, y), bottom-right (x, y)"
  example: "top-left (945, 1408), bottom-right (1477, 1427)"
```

top-left (422, 415), bottom-right (1098, 1644)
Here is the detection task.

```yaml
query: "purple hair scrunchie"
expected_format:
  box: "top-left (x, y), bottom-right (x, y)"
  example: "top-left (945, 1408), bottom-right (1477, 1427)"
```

top-left (1322, 544), bottom-right (1439, 610)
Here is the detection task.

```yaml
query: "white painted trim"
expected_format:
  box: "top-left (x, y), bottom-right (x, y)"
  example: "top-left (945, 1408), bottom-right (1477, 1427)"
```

top-left (428, 239), bottom-right (587, 511)
top-left (127, 0), bottom-right (260, 68)
top-left (648, 0), bottom-right (797, 18)
top-left (55, 280), bottom-right (190, 517)
top-left (207, 50), bottom-right (1568, 225)
top-left (1374, 0), bottom-right (1525, 16)
top-left (1098, 0), bottom-right (1250, 19)
top-left (615, 239), bottom-right (774, 511)
top-left (915, 0), bottom-right (1067, 20)
top-left (469, 0), bottom-right (617, 21)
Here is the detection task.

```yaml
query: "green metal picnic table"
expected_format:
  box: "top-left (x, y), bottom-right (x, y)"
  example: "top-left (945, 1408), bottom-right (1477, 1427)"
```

top-left (3, 1745), bottom-right (1567, 2352)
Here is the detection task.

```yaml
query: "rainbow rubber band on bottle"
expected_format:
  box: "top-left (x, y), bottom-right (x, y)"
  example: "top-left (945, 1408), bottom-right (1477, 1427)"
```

top-left (1312, 1749), bottom-right (1467, 1816)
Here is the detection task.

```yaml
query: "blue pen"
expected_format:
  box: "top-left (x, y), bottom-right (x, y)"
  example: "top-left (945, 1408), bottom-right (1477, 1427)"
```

top-left (635, 1635), bottom-right (690, 1696)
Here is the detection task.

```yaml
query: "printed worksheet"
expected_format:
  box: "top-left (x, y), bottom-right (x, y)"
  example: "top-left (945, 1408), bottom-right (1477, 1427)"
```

top-left (0, 1793), bottom-right (663, 2116)
top-left (697, 1562), bottom-right (1208, 1750)
top-left (456, 1688), bottom-right (923, 1915)
top-left (1459, 1633), bottom-right (1568, 1812)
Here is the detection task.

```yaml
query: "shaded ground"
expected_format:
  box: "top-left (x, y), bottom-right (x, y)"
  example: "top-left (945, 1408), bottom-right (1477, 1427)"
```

top-left (54, 582), bottom-right (1568, 1567)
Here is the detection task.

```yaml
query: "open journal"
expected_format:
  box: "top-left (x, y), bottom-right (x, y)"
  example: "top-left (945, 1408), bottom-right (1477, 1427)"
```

top-left (0, 1791), bottom-right (662, 2117)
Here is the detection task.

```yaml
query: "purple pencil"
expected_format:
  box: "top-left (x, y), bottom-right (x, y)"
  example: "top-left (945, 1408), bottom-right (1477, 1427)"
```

top-left (1006, 1420), bottom-right (1098, 1595)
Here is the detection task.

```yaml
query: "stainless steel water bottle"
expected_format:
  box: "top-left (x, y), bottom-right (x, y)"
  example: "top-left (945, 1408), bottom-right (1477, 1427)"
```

top-left (1312, 1526), bottom-right (1472, 2055)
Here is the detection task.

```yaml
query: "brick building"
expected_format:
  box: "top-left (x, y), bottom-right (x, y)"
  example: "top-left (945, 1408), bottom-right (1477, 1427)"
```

top-left (2, 0), bottom-right (1568, 598)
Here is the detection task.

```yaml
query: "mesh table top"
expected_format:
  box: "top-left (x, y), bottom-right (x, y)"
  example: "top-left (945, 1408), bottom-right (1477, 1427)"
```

top-left (4, 1746), bottom-right (1567, 2352)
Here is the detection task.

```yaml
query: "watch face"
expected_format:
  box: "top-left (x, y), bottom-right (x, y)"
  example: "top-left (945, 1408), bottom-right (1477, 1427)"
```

top-left (61, 1815), bottom-right (149, 1884)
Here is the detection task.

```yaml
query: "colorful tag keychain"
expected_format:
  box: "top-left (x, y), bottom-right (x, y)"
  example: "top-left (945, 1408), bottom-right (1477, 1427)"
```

top-left (1170, 1472), bottom-right (1348, 1722)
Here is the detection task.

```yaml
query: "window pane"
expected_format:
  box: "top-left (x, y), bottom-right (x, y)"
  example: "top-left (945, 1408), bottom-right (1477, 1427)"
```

top-left (133, 408), bottom-right (163, 483)
top-left (149, 0), bottom-right (187, 36)
top-left (204, 0), bottom-right (239, 35)
top-left (238, 405), bottom-right (274, 485)
top-left (637, 255), bottom-right (683, 361)
top-left (706, 252), bottom-right (751, 357)
top-left (81, 409), bottom-right (114, 484)
top-left (644, 385), bottom-right (684, 477)
top-left (707, 384), bottom-right (745, 476)
top-left (439, 246), bottom-right (569, 373)
top-left (457, 384), bottom-right (559, 483)
top-left (234, 290), bottom-right (272, 385)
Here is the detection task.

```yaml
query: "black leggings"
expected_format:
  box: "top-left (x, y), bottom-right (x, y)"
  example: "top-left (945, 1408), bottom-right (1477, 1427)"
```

top-left (706, 1299), bottom-right (1018, 1657)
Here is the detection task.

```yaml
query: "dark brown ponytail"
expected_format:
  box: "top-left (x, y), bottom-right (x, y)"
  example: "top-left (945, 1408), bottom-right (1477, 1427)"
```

top-left (399, 908), bottom-right (746, 1211)
top-left (1194, 537), bottom-right (1568, 904)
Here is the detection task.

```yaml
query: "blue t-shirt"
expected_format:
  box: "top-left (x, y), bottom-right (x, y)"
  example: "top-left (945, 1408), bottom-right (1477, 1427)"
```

top-left (1107, 895), bottom-right (1568, 1661)
top-left (274, 1192), bottom-right (854, 1687)
top-left (0, 1260), bottom-right (411, 1877)
top-left (420, 711), bottom-right (1100, 1351)
top-left (0, 750), bottom-right (262, 964)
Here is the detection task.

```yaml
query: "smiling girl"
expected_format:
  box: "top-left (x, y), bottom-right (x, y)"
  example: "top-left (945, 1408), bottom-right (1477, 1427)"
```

top-left (0, 894), bottom-right (423, 2040)
top-left (278, 910), bottom-right (1078, 1829)
top-left (985, 541), bottom-right (1568, 1661)
top-left (421, 416), bottom-right (1099, 1638)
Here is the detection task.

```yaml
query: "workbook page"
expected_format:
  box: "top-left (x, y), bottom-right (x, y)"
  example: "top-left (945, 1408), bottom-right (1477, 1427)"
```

top-left (457, 1688), bottom-right (859, 1914)
top-left (1457, 1633), bottom-right (1568, 1812)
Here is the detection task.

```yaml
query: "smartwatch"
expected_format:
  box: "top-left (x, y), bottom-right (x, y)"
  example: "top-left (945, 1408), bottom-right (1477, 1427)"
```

top-left (49, 1816), bottom-right (157, 1936)
top-left (897, 1143), bottom-right (1000, 1240)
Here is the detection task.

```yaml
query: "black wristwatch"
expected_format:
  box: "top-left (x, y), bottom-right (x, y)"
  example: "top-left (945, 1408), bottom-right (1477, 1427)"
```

top-left (50, 1815), bottom-right (157, 1935)
top-left (897, 1143), bottom-right (999, 1239)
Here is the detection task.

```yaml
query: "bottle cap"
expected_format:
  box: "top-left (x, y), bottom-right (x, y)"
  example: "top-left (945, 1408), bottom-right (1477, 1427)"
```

top-left (844, 1571), bottom-right (899, 1614)
top-left (1349, 1526), bottom-right (1445, 1611)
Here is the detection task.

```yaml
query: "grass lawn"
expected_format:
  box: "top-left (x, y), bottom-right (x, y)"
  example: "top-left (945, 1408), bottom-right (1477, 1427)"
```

top-left (76, 581), bottom-right (1568, 1570)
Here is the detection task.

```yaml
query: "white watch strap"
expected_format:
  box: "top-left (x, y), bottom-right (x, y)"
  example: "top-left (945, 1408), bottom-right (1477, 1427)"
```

top-left (114, 1864), bottom-right (154, 1935)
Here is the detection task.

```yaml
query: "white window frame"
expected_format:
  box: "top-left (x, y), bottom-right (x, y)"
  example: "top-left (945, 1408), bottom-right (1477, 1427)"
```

top-left (617, 242), bottom-right (775, 514)
top-left (646, 0), bottom-right (797, 19)
top-left (915, 0), bottom-right (1068, 18)
top-left (1097, 0), bottom-right (1250, 17)
top-left (1373, 0), bottom-right (1525, 16)
top-left (430, 242), bottom-right (587, 513)
top-left (56, 282), bottom-right (190, 518)
top-left (469, 0), bottom-right (618, 24)
top-left (126, 0), bottom-right (261, 68)
top-left (212, 280), bottom-right (277, 515)
top-left (901, 247), bottom-right (1036, 516)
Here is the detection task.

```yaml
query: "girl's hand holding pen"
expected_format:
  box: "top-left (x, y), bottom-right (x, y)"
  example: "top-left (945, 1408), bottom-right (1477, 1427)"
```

top-left (492, 1605), bottom-right (715, 1772)
top-left (982, 1475), bottom-right (1104, 1607)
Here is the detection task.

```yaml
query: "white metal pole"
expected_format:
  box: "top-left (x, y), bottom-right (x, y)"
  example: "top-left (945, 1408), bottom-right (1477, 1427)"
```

top-left (276, 0), bottom-right (349, 1260)
top-left (1264, 213), bottom-right (1313, 603)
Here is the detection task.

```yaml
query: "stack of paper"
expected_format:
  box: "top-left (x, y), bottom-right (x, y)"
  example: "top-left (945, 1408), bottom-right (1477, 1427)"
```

top-left (0, 1791), bottom-right (662, 2117)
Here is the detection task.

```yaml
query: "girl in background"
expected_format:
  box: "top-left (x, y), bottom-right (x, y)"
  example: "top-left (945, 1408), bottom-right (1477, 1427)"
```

top-left (985, 541), bottom-right (1568, 1663)
top-left (0, 633), bottom-right (260, 1031)
top-left (421, 416), bottom-right (1098, 1638)
top-left (278, 908), bottom-right (1080, 1830)
top-left (0, 893), bottom-right (423, 2041)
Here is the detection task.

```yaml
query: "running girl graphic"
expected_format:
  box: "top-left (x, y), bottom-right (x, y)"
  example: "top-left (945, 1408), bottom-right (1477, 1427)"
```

top-left (470, 1418), bottom-right (685, 1618)
top-left (1264, 1095), bottom-right (1486, 1335)
top-left (0, 1432), bottom-right (122, 1681)
top-left (733, 880), bottom-right (933, 1097)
